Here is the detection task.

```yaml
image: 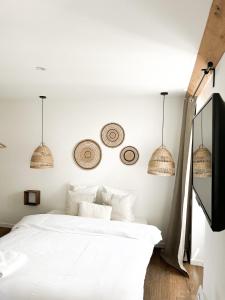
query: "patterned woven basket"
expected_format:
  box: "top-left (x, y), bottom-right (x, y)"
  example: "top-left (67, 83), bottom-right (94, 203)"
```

top-left (74, 139), bottom-right (101, 170)
top-left (193, 145), bottom-right (211, 177)
top-left (101, 123), bottom-right (125, 148)
top-left (148, 146), bottom-right (175, 176)
top-left (30, 144), bottom-right (54, 169)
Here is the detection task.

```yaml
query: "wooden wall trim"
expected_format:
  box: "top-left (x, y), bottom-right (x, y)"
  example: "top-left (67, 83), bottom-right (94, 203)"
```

top-left (187, 0), bottom-right (225, 96)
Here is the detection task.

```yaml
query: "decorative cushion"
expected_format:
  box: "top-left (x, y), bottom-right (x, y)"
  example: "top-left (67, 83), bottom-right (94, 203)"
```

top-left (65, 185), bottom-right (98, 216)
top-left (78, 202), bottom-right (112, 220)
top-left (96, 185), bottom-right (130, 203)
top-left (100, 186), bottom-right (135, 222)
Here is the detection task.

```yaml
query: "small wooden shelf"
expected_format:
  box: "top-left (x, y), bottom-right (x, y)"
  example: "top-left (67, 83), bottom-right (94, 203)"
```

top-left (24, 190), bottom-right (40, 206)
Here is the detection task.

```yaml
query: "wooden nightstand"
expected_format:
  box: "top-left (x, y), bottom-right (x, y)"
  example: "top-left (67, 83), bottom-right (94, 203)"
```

top-left (0, 227), bottom-right (11, 237)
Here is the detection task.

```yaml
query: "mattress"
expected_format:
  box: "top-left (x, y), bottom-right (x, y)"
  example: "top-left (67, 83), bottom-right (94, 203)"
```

top-left (0, 214), bottom-right (161, 300)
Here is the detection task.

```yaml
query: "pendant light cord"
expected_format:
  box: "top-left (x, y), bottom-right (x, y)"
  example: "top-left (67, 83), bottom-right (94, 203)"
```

top-left (201, 112), bottom-right (204, 146)
top-left (162, 94), bottom-right (165, 147)
top-left (41, 98), bottom-right (44, 145)
top-left (39, 96), bottom-right (46, 146)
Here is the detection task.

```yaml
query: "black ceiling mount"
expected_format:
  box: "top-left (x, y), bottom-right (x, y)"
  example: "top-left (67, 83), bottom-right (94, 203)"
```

top-left (160, 92), bottom-right (168, 96)
top-left (193, 61), bottom-right (216, 98)
top-left (201, 61), bottom-right (216, 87)
top-left (39, 96), bottom-right (46, 100)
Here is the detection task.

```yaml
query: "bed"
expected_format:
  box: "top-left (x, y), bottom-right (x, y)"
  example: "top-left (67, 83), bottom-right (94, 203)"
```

top-left (0, 213), bottom-right (161, 300)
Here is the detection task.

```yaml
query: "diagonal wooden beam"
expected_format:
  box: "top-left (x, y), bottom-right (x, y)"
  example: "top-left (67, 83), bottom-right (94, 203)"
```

top-left (187, 0), bottom-right (225, 96)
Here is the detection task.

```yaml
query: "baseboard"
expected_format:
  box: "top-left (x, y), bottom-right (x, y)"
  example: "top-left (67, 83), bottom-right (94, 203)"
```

top-left (191, 258), bottom-right (204, 267)
top-left (0, 222), bottom-right (14, 228)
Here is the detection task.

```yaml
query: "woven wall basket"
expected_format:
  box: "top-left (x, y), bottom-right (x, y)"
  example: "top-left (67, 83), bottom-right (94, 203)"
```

top-left (74, 139), bottom-right (102, 170)
top-left (101, 123), bottom-right (125, 148)
top-left (148, 146), bottom-right (175, 176)
top-left (30, 145), bottom-right (54, 169)
top-left (120, 146), bottom-right (139, 165)
top-left (193, 145), bottom-right (212, 177)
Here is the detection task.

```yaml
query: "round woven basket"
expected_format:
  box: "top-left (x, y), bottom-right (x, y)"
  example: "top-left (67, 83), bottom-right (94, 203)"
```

top-left (30, 144), bottom-right (54, 169)
top-left (148, 146), bottom-right (175, 176)
top-left (193, 145), bottom-right (211, 177)
top-left (74, 139), bottom-right (102, 170)
top-left (101, 123), bottom-right (125, 148)
top-left (120, 146), bottom-right (139, 165)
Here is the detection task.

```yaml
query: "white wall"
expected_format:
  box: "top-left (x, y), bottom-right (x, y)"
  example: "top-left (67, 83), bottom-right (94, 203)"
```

top-left (196, 53), bottom-right (225, 300)
top-left (191, 191), bottom-right (205, 267)
top-left (0, 93), bottom-right (182, 238)
top-left (203, 223), bottom-right (225, 300)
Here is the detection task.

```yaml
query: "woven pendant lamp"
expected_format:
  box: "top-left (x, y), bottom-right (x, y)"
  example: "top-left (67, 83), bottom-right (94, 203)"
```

top-left (193, 145), bottom-right (211, 177)
top-left (193, 112), bottom-right (211, 177)
top-left (30, 96), bottom-right (54, 169)
top-left (147, 92), bottom-right (175, 176)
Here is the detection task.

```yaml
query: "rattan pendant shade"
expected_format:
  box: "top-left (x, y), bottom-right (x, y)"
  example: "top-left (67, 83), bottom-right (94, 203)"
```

top-left (148, 146), bottom-right (175, 176)
top-left (193, 111), bottom-right (212, 177)
top-left (30, 96), bottom-right (54, 169)
top-left (30, 145), bottom-right (54, 169)
top-left (193, 145), bottom-right (211, 177)
top-left (147, 92), bottom-right (175, 176)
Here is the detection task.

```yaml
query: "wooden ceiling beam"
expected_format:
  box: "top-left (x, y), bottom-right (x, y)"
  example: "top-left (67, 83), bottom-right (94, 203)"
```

top-left (187, 0), bottom-right (225, 96)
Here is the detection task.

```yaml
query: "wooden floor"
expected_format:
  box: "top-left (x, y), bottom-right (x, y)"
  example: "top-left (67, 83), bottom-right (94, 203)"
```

top-left (144, 250), bottom-right (203, 300)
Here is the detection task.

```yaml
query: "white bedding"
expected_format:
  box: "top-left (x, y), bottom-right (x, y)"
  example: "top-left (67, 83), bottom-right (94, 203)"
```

top-left (0, 214), bottom-right (161, 300)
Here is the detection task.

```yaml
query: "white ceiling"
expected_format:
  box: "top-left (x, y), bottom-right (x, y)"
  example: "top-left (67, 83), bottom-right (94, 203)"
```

top-left (0, 0), bottom-right (212, 99)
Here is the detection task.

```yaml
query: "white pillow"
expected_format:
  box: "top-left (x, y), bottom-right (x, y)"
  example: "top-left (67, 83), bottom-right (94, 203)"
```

top-left (96, 185), bottom-right (130, 203)
top-left (100, 187), bottom-right (135, 222)
top-left (65, 186), bottom-right (98, 215)
top-left (69, 184), bottom-right (99, 192)
top-left (78, 202), bottom-right (112, 220)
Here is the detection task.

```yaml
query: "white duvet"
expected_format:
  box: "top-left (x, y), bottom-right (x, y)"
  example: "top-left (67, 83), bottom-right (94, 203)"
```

top-left (0, 214), bottom-right (161, 300)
